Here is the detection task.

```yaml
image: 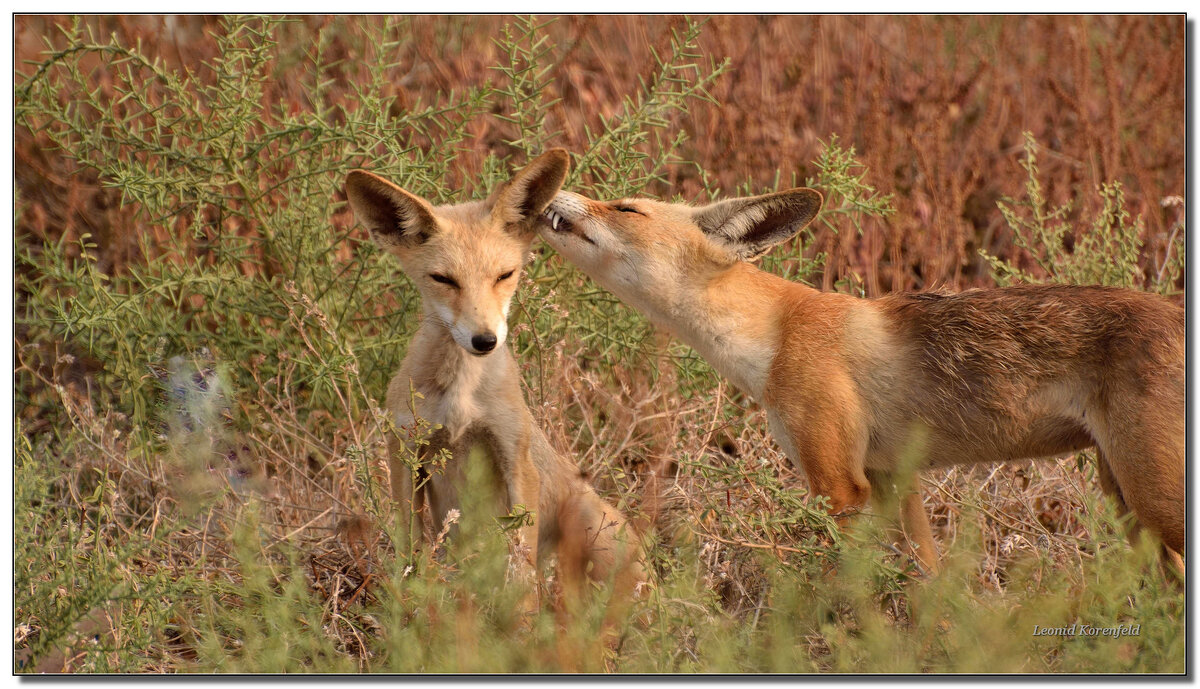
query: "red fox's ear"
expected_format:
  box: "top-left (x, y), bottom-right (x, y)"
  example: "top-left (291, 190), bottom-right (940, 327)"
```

top-left (692, 188), bottom-right (823, 261)
top-left (345, 170), bottom-right (438, 252)
top-left (493, 148), bottom-right (570, 234)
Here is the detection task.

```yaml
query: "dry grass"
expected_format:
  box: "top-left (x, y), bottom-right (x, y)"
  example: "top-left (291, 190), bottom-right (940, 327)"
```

top-left (16, 15), bottom-right (1185, 292)
top-left (14, 15), bottom-right (1185, 673)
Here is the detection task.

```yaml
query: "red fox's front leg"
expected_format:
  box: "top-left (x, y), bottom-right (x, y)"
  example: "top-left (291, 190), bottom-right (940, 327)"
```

top-left (866, 467), bottom-right (941, 574)
top-left (900, 490), bottom-right (939, 573)
top-left (770, 384), bottom-right (944, 574)
top-left (766, 384), bottom-right (871, 519)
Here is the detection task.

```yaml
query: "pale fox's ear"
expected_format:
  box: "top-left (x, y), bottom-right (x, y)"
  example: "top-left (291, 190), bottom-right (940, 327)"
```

top-left (345, 170), bottom-right (438, 252)
top-left (692, 188), bottom-right (823, 261)
top-left (492, 148), bottom-right (570, 235)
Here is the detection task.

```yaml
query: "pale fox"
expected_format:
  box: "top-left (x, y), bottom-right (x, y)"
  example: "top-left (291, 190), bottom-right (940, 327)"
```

top-left (538, 187), bottom-right (1184, 574)
top-left (344, 151), bottom-right (644, 607)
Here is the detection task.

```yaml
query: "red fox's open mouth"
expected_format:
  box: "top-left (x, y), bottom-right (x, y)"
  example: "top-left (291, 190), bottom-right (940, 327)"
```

top-left (542, 208), bottom-right (573, 233)
top-left (542, 209), bottom-right (595, 245)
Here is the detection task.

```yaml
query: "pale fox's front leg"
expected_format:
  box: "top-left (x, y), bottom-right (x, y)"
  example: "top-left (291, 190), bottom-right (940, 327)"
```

top-left (496, 425), bottom-right (541, 614)
top-left (386, 431), bottom-right (420, 553)
top-left (385, 400), bottom-right (440, 555)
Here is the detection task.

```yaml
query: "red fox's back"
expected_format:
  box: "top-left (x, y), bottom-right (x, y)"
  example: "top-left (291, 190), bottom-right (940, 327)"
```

top-left (873, 285), bottom-right (1184, 463)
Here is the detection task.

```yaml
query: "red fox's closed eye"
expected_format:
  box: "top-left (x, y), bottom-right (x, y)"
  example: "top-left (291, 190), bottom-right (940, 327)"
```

top-left (496, 269), bottom-right (515, 283)
top-left (613, 205), bottom-right (643, 215)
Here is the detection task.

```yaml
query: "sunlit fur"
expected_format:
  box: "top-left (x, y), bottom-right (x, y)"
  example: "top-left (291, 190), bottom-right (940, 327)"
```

top-left (345, 152), bottom-right (645, 614)
top-left (541, 188), bottom-right (1185, 576)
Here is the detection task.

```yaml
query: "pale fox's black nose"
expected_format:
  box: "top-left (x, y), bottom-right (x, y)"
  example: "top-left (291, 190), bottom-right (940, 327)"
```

top-left (471, 333), bottom-right (498, 353)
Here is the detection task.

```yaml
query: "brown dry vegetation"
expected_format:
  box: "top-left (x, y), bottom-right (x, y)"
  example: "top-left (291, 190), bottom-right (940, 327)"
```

top-left (16, 15), bottom-right (1185, 292)
top-left (14, 15), bottom-right (1185, 673)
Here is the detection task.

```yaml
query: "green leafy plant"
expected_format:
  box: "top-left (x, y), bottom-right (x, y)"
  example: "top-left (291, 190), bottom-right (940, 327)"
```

top-left (982, 131), bottom-right (1184, 293)
top-left (15, 16), bottom-right (1184, 674)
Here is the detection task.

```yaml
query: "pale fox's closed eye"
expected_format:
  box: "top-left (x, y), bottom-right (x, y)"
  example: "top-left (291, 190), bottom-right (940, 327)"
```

top-left (343, 151), bottom-right (647, 620)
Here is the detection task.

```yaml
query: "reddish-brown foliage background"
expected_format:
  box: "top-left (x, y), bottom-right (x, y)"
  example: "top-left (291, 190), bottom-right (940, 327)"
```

top-left (13, 20), bottom-right (1187, 668)
top-left (15, 14), bottom-right (1185, 296)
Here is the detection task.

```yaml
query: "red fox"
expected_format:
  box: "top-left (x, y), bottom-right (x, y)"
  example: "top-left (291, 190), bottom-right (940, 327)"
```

top-left (538, 187), bottom-right (1185, 574)
top-left (344, 151), bottom-right (644, 611)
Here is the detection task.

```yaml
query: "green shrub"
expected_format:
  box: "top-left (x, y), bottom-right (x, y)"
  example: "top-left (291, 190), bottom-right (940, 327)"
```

top-left (982, 131), bottom-right (1185, 294)
top-left (15, 16), bottom-right (1183, 674)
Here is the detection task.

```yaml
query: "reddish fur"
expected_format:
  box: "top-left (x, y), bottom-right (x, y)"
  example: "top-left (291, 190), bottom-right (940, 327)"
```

top-left (541, 187), bottom-right (1185, 576)
top-left (770, 282), bottom-right (1185, 570)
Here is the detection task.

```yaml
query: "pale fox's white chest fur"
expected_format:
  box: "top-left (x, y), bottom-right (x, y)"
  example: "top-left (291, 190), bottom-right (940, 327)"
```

top-left (435, 360), bottom-right (484, 438)
top-left (393, 344), bottom-right (507, 444)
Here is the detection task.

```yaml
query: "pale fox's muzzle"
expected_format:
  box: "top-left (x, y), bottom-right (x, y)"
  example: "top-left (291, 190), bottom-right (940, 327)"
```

top-left (470, 332), bottom-right (498, 354)
top-left (452, 318), bottom-right (508, 357)
top-left (454, 326), bottom-right (504, 356)
top-left (434, 302), bottom-right (509, 357)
